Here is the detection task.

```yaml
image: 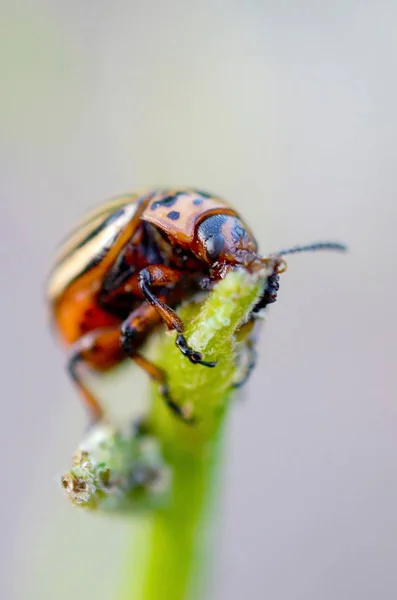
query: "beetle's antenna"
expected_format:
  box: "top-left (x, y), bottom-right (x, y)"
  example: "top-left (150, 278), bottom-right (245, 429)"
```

top-left (277, 241), bottom-right (347, 256)
top-left (254, 242), bottom-right (346, 276)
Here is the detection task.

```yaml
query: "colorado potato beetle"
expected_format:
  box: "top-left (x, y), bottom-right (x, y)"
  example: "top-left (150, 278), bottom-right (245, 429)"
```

top-left (47, 188), bottom-right (346, 423)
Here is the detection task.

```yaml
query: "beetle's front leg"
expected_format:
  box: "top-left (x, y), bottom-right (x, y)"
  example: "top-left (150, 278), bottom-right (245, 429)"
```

top-left (120, 303), bottom-right (195, 423)
top-left (232, 338), bottom-right (258, 389)
top-left (138, 265), bottom-right (216, 368)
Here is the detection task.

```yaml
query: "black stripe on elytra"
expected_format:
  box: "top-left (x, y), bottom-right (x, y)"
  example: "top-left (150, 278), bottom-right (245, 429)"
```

top-left (55, 199), bottom-right (131, 255)
top-left (151, 194), bottom-right (179, 211)
top-left (58, 220), bottom-right (126, 292)
top-left (72, 208), bottom-right (126, 253)
top-left (52, 208), bottom-right (127, 271)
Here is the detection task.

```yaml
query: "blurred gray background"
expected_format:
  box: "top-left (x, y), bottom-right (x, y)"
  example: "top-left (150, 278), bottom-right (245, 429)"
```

top-left (2, 1), bottom-right (397, 599)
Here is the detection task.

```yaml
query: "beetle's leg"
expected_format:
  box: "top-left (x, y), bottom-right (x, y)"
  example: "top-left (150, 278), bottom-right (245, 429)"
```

top-left (121, 303), bottom-right (195, 422)
top-left (133, 354), bottom-right (194, 423)
top-left (231, 319), bottom-right (258, 389)
top-left (67, 314), bottom-right (194, 424)
top-left (68, 327), bottom-right (123, 424)
top-left (232, 338), bottom-right (258, 389)
top-left (138, 266), bottom-right (216, 368)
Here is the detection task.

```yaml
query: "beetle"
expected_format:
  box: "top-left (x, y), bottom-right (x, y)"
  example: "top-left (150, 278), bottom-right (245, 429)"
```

top-left (47, 188), bottom-right (346, 424)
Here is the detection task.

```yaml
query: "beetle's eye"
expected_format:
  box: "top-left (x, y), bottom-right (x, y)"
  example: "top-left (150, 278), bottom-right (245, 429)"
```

top-left (205, 233), bottom-right (225, 261)
top-left (197, 214), bottom-right (228, 261)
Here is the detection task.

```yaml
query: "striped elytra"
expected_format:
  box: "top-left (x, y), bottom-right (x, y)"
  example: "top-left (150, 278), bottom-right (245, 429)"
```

top-left (47, 195), bottom-right (140, 302)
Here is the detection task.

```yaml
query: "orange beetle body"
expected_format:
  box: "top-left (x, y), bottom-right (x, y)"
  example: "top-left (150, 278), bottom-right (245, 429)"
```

top-left (47, 188), bottom-right (345, 423)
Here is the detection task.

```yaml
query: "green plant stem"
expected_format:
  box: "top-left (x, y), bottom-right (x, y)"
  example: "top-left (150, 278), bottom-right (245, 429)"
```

top-left (137, 445), bottom-right (222, 600)
top-left (124, 269), bottom-right (266, 600)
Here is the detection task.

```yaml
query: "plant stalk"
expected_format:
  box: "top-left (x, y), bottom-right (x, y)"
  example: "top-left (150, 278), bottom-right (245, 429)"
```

top-left (124, 268), bottom-right (267, 600)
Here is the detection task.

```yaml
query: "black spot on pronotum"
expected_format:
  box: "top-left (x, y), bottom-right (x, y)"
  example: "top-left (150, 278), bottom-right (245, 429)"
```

top-left (151, 194), bottom-right (178, 211)
top-left (193, 198), bottom-right (204, 206)
top-left (167, 211), bottom-right (180, 221)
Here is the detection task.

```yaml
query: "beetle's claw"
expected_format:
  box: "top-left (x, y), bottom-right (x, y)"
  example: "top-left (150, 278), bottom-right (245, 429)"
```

top-left (175, 334), bottom-right (217, 368)
top-left (193, 357), bottom-right (217, 368)
top-left (160, 384), bottom-right (196, 425)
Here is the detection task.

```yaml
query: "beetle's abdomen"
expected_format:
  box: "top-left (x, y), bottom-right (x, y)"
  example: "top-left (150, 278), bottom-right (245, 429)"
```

top-left (54, 284), bottom-right (122, 347)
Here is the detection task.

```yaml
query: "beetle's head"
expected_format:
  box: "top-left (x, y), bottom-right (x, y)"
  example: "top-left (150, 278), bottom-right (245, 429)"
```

top-left (195, 212), bottom-right (346, 274)
top-left (195, 214), bottom-right (346, 301)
